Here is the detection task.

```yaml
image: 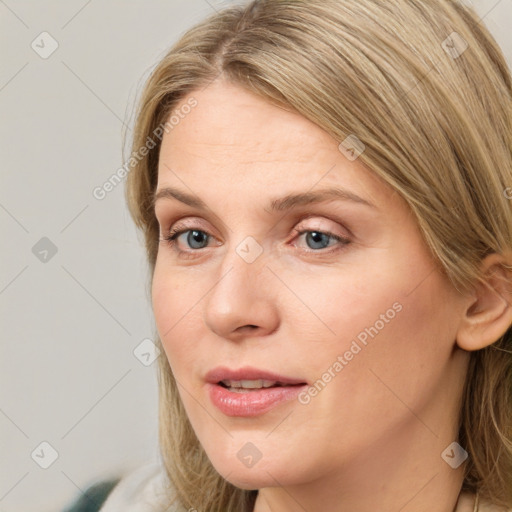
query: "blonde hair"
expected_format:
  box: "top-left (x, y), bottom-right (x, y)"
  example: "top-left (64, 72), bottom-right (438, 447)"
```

top-left (124, 1), bottom-right (512, 509)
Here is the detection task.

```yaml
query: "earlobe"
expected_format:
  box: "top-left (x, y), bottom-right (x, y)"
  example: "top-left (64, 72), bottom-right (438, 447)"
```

top-left (456, 253), bottom-right (512, 351)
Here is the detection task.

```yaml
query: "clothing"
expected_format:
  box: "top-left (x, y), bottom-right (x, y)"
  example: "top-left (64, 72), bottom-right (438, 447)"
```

top-left (63, 460), bottom-right (510, 512)
top-left (62, 478), bottom-right (121, 512)
top-left (99, 461), bottom-right (183, 512)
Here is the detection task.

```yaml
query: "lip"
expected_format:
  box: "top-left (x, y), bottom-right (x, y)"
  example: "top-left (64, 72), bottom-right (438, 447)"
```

top-left (205, 366), bottom-right (308, 417)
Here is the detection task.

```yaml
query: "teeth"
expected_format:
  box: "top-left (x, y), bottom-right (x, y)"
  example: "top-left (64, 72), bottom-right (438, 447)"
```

top-left (221, 379), bottom-right (277, 389)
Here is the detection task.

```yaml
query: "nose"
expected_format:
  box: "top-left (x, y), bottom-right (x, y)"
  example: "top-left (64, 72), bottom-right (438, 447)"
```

top-left (203, 243), bottom-right (280, 342)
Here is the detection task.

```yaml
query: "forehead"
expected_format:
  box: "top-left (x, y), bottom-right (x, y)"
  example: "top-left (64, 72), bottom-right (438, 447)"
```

top-left (157, 79), bottom-right (395, 210)
top-left (161, 80), bottom-right (338, 164)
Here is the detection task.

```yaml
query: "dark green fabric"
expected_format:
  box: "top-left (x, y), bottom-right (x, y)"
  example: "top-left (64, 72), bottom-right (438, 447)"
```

top-left (62, 478), bottom-right (121, 512)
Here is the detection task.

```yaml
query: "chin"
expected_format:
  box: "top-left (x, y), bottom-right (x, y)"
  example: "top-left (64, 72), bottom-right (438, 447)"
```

top-left (206, 447), bottom-right (308, 490)
top-left (217, 466), bottom-right (277, 490)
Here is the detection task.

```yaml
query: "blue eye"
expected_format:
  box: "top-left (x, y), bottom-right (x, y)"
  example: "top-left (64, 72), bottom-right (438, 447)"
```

top-left (170, 229), bottom-right (209, 250)
top-left (160, 227), bottom-right (350, 256)
top-left (297, 230), bottom-right (341, 250)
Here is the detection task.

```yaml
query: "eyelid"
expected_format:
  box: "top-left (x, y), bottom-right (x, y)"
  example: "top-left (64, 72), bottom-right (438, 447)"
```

top-left (163, 215), bottom-right (349, 240)
top-left (294, 213), bottom-right (353, 238)
top-left (155, 208), bottom-right (226, 237)
top-left (159, 216), bottom-right (213, 236)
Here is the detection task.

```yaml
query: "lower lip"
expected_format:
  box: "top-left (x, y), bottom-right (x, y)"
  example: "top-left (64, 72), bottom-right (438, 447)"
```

top-left (207, 383), bottom-right (307, 417)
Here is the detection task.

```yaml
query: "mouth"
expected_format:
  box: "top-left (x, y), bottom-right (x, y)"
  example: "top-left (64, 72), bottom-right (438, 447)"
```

top-left (217, 379), bottom-right (305, 393)
top-left (205, 366), bottom-right (308, 417)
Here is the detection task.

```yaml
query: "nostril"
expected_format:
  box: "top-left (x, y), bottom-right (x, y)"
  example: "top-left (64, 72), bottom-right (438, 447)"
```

top-left (237, 325), bottom-right (258, 333)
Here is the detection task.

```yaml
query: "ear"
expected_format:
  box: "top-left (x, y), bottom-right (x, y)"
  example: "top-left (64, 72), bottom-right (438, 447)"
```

top-left (456, 253), bottom-right (512, 351)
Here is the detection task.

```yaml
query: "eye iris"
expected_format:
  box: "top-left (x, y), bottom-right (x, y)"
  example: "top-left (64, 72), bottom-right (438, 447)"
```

top-left (306, 231), bottom-right (330, 250)
top-left (177, 229), bottom-right (337, 251)
top-left (188, 230), bottom-right (208, 249)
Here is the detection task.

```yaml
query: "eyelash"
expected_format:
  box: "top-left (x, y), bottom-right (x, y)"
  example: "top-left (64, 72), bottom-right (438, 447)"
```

top-left (159, 224), bottom-right (351, 258)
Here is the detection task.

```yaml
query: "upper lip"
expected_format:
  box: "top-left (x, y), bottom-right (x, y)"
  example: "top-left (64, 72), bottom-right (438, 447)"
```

top-left (205, 366), bottom-right (308, 385)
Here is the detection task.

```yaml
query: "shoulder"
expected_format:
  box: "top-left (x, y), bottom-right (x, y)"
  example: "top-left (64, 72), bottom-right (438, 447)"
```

top-left (62, 460), bottom-right (182, 512)
top-left (98, 460), bottom-right (183, 512)
top-left (480, 499), bottom-right (512, 512)
top-left (62, 478), bottom-right (121, 512)
top-left (456, 491), bottom-right (512, 512)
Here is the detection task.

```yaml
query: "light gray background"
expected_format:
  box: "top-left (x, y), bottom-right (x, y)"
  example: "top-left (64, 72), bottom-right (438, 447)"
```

top-left (1, 1), bottom-right (511, 511)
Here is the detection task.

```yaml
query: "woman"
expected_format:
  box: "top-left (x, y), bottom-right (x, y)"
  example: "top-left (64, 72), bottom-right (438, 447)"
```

top-left (69, 0), bottom-right (512, 510)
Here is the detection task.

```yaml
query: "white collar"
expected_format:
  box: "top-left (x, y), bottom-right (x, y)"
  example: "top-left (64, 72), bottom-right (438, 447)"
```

top-left (99, 460), bottom-right (180, 512)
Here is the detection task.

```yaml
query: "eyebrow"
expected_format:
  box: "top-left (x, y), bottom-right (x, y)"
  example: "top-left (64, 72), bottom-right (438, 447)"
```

top-left (152, 186), bottom-right (376, 211)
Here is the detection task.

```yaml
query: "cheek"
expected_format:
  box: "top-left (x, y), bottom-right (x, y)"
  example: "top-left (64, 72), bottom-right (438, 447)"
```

top-left (289, 277), bottom-right (458, 463)
top-left (282, 263), bottom-right (407, 349)
top-left (297, 260), bottom-right (456, 395)
top-left (151, 266), bottom-right (203, 373)
top-left (321, 274), bottom-right (458, 421)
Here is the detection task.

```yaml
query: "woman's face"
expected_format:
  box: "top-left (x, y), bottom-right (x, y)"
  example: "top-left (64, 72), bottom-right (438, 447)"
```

top-left (152, 79), bottom-right (469, 490)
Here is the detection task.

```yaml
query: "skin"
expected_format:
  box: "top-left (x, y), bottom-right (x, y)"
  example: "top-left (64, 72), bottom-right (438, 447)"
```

top-left (151, 79), bottom-right (511, 512)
